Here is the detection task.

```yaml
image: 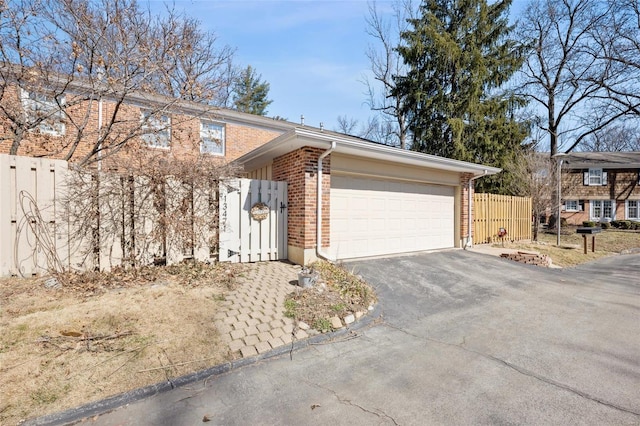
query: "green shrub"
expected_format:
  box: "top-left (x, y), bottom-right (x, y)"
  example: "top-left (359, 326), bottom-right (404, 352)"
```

top-left (611, 220), bottom-right (621, 228)
top-left (283, 299), bottom-right (297, 319)
top-left (632, 221), bottom-right (640, 230)
top-left (548, 215), bottom-right (568, 229)
top-left (582, 221), bottom-right (596, 228)
top-left (599, 221), bottom-right (611, 229)
top-left (619, 220), bottom-right (632, 230)
top-left (313, 318), bottom-right (333, 333)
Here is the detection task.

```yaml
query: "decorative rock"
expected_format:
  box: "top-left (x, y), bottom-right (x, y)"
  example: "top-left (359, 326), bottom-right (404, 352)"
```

top-left (368, 305), bottom-right (374, 311)
top-left (355, 311), bottom-right (365, 319)
top-left (298, 321), bottom-right (310, 330)
top-left (44, 277), bottom-right (61, 289)
top-left (330, 316), bottom-right (343, 329)
top-left (343, 314), bottom-right (355, 325)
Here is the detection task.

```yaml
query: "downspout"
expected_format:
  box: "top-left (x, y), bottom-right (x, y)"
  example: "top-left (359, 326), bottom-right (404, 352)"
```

top-left (464, 170), bottom-right (487, 249)
top-left (317, 141), bottom-right (336, 261)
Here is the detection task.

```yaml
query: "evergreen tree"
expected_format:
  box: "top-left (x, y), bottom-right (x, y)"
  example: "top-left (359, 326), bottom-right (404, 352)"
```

top-left (232, 65), bottom-right (273, 116)
top-left (394, 0), bottom-right (527, 193)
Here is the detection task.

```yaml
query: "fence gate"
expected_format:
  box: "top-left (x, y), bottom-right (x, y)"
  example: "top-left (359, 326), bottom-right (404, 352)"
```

top-left (219, 178), bottom-right (287, 263)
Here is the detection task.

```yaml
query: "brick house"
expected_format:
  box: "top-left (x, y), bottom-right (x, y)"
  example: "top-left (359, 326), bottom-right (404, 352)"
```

top-left (1, 81), bottom-right (501, 266)
top-left (559, 152), bottom-right (640, 225)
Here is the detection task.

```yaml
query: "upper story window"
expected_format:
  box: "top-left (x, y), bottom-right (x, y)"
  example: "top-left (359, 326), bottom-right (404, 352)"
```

top-left (565, 200), bottom-right (579, 211)
top-left (584, 168), bottom-right (608, 186)
top-left (200, 121), bottom-right (225, 155)
top-left (20, 89), bottom-right (66, 136)
top-left (141, 110), bottom-right (170, 149)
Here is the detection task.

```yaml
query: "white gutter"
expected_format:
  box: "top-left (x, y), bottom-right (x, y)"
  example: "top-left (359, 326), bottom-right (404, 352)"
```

top-left (464, 170), bottom-right (488, 249)
top-left (317, 141), bottom-right (337, 261)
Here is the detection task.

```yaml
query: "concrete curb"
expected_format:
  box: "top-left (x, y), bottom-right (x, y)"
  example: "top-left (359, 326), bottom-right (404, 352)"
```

top-left (24, 305), bottom-right (383, 426)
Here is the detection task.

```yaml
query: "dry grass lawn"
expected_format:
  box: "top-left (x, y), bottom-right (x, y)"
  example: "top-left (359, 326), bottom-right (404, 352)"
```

top-left (0, 262), bottom-right (242, 425)
top-left (499, 228), bottom-right (640, 267)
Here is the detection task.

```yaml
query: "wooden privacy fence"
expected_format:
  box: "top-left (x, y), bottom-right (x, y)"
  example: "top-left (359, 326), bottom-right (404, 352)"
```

top-left (473, 193), bottom-right (532, 244)
top-left (0, 154), bottom-right (220, 277)
top-left (0, 154), bottom-right (289, 277)
top-left (0, 155), bottom-right (71, 277)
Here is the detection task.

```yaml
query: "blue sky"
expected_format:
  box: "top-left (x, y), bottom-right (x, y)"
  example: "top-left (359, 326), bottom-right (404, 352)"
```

top-left (158, 0), bottom-right (527, 131)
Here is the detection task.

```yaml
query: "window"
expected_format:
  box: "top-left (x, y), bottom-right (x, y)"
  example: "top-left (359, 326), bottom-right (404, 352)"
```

top-left (141, 110), bottom-right (170, 148)
top-left (200, 121), bottom-right (225, 155)
top-left (590, 200), bottom-right (614, 221)
top-left (584, 168), bottom-right (607, 186)
top-left (627, 200), bottom-right (640, 220)
top-left (20, 89), bottom-right (66, 136)
top-left (565, 200), bottom-right (579, 211)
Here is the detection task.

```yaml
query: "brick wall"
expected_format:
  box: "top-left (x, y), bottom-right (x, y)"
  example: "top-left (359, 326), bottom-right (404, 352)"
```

top-left (0, 83), bottom-right (282, 164)
top-left (460, 172), bottom-right (473, 242)
top-left (272, 147), bottom-right (330, 253)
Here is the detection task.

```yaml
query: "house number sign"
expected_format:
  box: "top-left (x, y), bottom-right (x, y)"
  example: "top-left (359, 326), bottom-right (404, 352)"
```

top-left (250, 202), bottom-right (270, 221)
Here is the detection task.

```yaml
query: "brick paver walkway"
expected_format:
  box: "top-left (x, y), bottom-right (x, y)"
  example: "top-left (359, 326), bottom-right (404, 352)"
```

top-left (214, 261), bottom-right (309, 358)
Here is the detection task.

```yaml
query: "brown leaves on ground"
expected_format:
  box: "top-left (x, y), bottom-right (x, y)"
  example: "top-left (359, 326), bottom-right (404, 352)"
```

top-left (0, 261), bottom-right (242, 425)
top-left (286, 261), bottom-right (376, 332)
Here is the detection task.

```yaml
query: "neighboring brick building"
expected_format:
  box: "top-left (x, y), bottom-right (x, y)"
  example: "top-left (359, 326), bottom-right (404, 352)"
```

top-left (0, 82), bottom-right (295, 165)
top-left (559, 152), bottom-right (640, 225)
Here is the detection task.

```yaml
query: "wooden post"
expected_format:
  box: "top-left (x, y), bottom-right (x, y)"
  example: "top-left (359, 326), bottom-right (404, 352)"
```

top-left (583, 234), bottom-right (587, 254)
top-left (592, 235), bottom-right (596, 253)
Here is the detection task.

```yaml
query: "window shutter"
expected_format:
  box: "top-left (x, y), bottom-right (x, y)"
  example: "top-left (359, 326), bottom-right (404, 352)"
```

top-left (583, 171), bottom-right (589, 186)
top-left (602, 171), bottom-right (608, 185)
top-left (579, 200), bottom-right (584, 211)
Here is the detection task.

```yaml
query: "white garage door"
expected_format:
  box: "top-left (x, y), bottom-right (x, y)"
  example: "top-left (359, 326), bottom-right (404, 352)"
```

top-left (330, 175), bottom-right (455, 259)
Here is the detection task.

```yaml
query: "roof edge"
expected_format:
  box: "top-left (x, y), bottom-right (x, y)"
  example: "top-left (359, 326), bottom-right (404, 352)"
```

top-left (236, 128), bottom-right (502, 177)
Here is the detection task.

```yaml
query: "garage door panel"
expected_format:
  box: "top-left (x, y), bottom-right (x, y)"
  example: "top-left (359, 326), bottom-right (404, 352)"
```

top-left (331, 176), bottom-right (454, 259)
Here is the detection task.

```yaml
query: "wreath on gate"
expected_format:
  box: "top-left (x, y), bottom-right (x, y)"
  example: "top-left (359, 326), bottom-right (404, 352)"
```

top-left (250, 202), bottom-right (270, 221)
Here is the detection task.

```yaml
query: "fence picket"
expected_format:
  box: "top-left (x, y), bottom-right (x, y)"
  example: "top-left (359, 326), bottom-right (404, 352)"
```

top-left (473, 193), bottom-right (532, 244)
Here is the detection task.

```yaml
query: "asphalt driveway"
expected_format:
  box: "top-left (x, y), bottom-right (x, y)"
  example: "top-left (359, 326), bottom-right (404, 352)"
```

top-left (54, 250), bottom-right (640, 425)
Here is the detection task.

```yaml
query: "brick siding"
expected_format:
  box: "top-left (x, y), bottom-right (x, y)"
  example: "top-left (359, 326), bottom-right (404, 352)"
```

top-left (272, 147), bottom-right (330, 252)
top-left (460, 172), bottom-right (473, 241)
top-left (0, 83), bottom-right (282, 164)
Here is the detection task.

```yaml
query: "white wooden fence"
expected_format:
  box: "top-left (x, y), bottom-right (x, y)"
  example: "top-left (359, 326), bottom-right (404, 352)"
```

top-left (219, 178), bottom-right (288, 263)
top-left (0, 155), bottom-right (73, 276)
top-left (0, 155), bottom-right (288, 277)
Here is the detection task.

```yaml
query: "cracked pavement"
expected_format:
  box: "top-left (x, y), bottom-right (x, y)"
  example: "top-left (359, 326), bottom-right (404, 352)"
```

top-left (87, 250), bottom-right (640, 425)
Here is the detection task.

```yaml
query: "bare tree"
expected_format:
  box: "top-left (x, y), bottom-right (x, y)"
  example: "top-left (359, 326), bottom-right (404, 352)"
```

top-left (0, 0), bottom-right (72, 155)
top-left (335, 115), bottom-right (360, 135)
top-left (579, 123), bottom-right (640, 151)
top-left (586, 0), bottom-right (640, 128)
top-left (362, 0), bottom-right (414, 148)
top-left (0, 0), bottom-right (236, 165)
top-left (516, 0), bottom-right (629, 158)
top-left (153, 6), bottom-right (236, 104)
top-left (511, 150), bottom-right (554, 240)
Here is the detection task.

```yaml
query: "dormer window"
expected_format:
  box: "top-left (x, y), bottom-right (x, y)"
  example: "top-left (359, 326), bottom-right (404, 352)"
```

top-left (20, 89), bottom-right (66, 136)
top-left (584, 168), bottom-right (607, 186)
top-left (141, 110), bottom-right (170, 149)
